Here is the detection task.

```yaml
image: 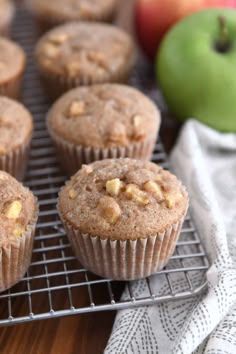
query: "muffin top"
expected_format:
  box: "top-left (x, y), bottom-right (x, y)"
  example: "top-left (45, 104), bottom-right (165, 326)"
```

top-left (0, 97), bottom-right (33, 155)
top-left (47, 84), bottom-right (160, 148)
top-left (0, 171), bottom-right (37, 247)
top-left (58, 158), bottom-right (188, 240)
top-left (30, 0), bottom-right (117, 22)
top-left (0, 0), bottom-right (15, 26)
top-left (35, 22), bottom-right (135, 80)
top-left (0, 38), bottom-right (26, 82)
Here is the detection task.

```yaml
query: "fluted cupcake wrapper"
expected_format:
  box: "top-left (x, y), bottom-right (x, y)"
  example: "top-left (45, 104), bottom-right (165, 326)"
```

top-left (0, 68), bottom-right (25, 100)
top-left (49, 129), bottom-right (156, 176)
top-left (32, 6), bottom-right (118, 33)
top-left (0, 24), bottom-right (11, 37)
top-left (60, 214), bottom-right (186, 281)
top-left (0, 134), bottom-right (32, 181)
top-left (0, 199), bottom-right (38, 292)
top-left (37, 54), bottom-right (135, 101)
top-left (34, 15), bottom-right (117, 34)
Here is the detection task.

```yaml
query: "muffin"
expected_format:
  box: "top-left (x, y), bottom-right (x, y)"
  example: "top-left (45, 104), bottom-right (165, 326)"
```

top-left (0, 171), bottom-right (38, 292)
top-left (29, 0), bottom-right (118, 32)
top-left (0, 37), bottom-right (26, 99)
top-left (47, 84), bottom-right (161, 175)
top-left (0, 96), bottom-right (33, 180)
top-left (35, 22), bottom-right (135, 100)
top-left (58, 158), bottom-right (188, 280)
top-left (0, 0), bottom-right (15, 36)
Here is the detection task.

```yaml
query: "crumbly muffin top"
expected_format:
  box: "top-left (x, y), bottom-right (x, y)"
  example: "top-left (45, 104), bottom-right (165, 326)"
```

top-left (47, 84), bottom-right (160, 148)
top-left (58, 158), bottom-right (188, 240)
top-left (0, 97), bottom-right (33, 155)
top-left (0, 0), bottom-right (14, 26)
top-left (35, 22), bottom-right (135, 79)
top-left (0, 37), bottom-right (25, 82)
top-left (30, 0), bottom-right (117, 22)
top-left (0, 171), bottom-right (37, 247)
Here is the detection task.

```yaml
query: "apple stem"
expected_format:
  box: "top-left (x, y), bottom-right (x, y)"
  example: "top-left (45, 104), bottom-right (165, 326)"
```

top-left (218, 16), bottom-right (229, 51)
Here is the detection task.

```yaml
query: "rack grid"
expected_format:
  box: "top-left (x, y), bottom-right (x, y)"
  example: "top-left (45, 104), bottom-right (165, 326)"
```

top-left (0, 6), bottom-right (209, 325)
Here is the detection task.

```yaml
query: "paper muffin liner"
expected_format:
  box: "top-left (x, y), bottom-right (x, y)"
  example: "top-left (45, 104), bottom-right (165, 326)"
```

top-left (59, 212), bottom-right (186, 280)
top-left (0, 24), bottom-right (11, 37)
top-left (38, 54), bottom-right (135, 101)
top-left (49, 129), bottom-right (157, 176)
top-left (0, 68), bottom-right (25, 100)
top-left (0, 134), bottom-right (32, 181)
top-left (0, 198), bottom-right (38, 292)
top-left (32, 4), bottom-right (117, 33)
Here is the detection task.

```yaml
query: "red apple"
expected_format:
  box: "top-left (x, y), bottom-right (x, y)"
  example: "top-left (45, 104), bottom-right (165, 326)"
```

top-left (135, 0), bottom-right (236, 59)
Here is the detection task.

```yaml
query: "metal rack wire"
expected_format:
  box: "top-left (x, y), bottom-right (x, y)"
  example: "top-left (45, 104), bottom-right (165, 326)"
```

top-left (0, 7), bottom-right (209, 325)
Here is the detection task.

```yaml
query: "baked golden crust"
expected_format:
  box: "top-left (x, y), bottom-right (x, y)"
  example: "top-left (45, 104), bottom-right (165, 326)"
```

top-left (58, 158), bottom-right (188, 240)
top-left (0, 171), bottom-right (37, 247)
top-left (47, 84), bottom-right (160, 148)
top-left (35, 22), bottom-right (135, 80)
top-left (0, 97), bottom-right (33, 154)
top-left (0, 37), bottom-right (25, 82)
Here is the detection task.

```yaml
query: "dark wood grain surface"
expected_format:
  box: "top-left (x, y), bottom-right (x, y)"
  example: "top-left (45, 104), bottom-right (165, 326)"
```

top-left (0, 1), bottom-right (181, 353)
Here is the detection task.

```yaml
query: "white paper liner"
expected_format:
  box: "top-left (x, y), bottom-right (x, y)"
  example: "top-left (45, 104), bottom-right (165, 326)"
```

top-left (0, 199), bottom-right (38, 292)
top-left (48, 129), bottom-right (156, 175)
top-left (0, 134), bottom-right (32, 181)
top-left (32, 5), bottom-right (118, 33)
top-left (60, 214), bottom-right (186, 281)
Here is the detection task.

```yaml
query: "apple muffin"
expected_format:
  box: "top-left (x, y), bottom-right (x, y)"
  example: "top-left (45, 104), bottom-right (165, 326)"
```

top-left (58, 158), bottom-right (188, 280)
top-left (47, 84), bottom-right (161, 175)
top-left (0, 96), bottom-right (33, 180)
top-left (35, 22), bottom-right (135, 100)
top-left (28, 0), bottom-right (118, 31)
top-left (0, 171), bottom-right (38, 292)
top-left (0, 0), bottom-right (15, 36)
top-left (0, 37), bottom-right (26, 99)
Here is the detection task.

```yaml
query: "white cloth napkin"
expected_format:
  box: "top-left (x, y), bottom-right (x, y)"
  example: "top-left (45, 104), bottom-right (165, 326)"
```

top-left (104, 120), bottom-right (236, 354)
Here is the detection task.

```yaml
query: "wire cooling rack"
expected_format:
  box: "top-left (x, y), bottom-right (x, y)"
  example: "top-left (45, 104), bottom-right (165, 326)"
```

top-left (0, 7), bottom-right (210, 325)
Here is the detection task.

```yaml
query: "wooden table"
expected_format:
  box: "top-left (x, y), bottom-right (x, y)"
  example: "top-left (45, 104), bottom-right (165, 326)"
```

top-left (0, 1), bottom-right (180, 353)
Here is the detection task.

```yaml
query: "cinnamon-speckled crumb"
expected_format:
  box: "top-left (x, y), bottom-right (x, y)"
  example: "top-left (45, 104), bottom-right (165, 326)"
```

top-left (35, 22), bottom-right (134, 81)
top-left (0, 97), bottom-right (33, 154)
top-left (0, 37), bottom-right (25, 81)
top-left (47, 84), bottom-right (160, 148)
top-left (0, 171), bottom-right (36, 247)
top-left (58, 158), bottom-right (188, 240)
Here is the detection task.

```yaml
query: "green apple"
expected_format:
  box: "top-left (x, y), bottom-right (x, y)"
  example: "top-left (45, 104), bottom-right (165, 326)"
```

top-left (156, 8), bottom-right (236, 132)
